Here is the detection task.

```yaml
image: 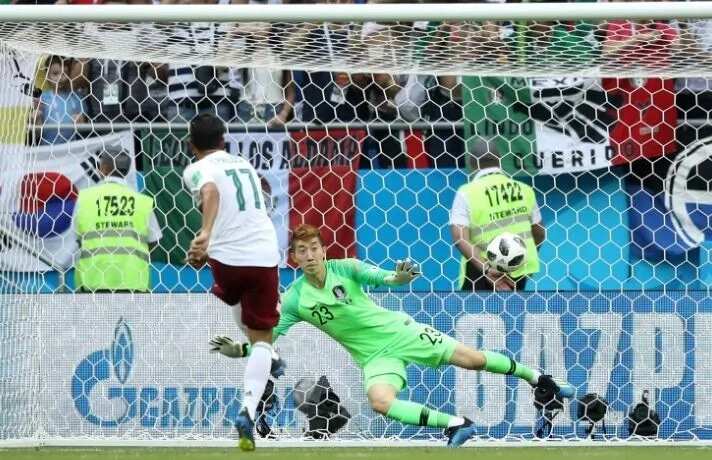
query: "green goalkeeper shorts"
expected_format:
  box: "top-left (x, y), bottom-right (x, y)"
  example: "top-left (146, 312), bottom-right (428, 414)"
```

top-left (363, 320), bottom-right (458, 392)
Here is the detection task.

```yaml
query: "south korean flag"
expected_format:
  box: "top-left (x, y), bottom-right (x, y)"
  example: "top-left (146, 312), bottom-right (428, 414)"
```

top-left (665, 138), bottom-right (712, 249)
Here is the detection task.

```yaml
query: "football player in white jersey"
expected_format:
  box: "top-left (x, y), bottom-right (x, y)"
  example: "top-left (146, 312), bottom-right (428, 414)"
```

top-left (183, 113), bottom-right (280, 451)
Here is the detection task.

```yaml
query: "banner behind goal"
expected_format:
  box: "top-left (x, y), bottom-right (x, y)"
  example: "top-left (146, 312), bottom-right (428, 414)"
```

top-left (0, 3), bottom-right (711, 446)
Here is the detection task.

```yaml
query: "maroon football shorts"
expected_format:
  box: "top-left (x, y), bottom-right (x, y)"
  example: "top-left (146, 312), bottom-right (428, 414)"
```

top-left (208, 258), bottom-right (280, 330)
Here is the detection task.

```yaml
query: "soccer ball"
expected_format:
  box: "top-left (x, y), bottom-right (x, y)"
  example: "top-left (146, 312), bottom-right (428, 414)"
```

top-left (486, 232), bottom-right (527, 273)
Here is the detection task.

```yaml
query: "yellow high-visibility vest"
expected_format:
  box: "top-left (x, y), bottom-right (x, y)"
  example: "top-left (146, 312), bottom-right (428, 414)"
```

top-left (457, 172), bottom-right (540, 288)
top-left (74, 182), bottom-right (154, 292)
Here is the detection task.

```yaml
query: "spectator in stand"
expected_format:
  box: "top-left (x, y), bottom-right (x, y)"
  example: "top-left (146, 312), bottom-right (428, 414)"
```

top-left (602, 13), bottom-right (678, 172)
top-left (288, 13), bottom-right (369, 124)
top-left (86, 59), bottom-right (168, 123)
top-left (234, 0), bottom-right (295, 128)
top-left (450, 7), bottom-right (508, 66)
top-left (35, 56), bottom-right (86, 145)
top-left (357, 13), bottom-right (468, 168)
top-left (71, 0), bottom-right (167, 121)
top-left (54, 0), bottom-right (151, 3)
top-left (161, 0), bottom-right (244, 123)
top-left (396, 75), bottom-right (465, 168)
top-left (237, 66), bottom-right (295, 127)
top-left (163, 62), bottom-right (235, 125)
top-left (391, 14), bottom-right (504, 169)
top-left (602, 12), bottom-right (678, 72)
top-left (355, 13), bottom-right (412, 168)
top-left (673, 18), bottom-right (712, 147)
top-left (359, 79), bottom-right (463, 170)
top-left (350, 72), bottom-right (407, 168)
top-left (298, 71), bottom-right (369, 124)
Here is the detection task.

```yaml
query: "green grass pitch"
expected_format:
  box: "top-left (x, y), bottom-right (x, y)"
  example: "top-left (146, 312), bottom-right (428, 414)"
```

top-left (1, 447), bottom-right (711, 460)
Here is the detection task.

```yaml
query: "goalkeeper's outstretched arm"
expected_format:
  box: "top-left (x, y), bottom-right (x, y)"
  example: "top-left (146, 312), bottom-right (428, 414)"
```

top-left (209, 288), bottom-right (302, 358)
top-left (384, 259), bottom-right (421, 285)
top-left (344, 258), bottom-right (420, 287)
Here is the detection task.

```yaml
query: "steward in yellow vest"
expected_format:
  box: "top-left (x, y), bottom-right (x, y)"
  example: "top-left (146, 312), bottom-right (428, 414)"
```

top-left (74, 150), bottom-right (161, 292)
top-left (450, 154), bottom-right (545, 291)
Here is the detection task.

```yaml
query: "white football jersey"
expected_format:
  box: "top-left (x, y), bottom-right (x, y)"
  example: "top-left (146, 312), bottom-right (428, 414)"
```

top-left (183, 150), bottom-right (279, 267)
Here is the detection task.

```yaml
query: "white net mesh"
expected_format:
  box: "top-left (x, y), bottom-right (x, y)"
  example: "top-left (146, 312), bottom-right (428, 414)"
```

top-left (1, 4), bottom-right (712, 446)
top-left (0, 17), bottom-right (711, 77)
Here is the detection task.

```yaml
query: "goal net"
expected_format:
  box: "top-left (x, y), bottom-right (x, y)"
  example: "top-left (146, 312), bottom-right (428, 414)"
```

top-left (1, 2), bottom-right (711, 446)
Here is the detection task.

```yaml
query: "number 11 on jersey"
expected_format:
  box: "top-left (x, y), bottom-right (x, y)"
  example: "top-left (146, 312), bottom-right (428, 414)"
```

top-left (226, 168), bottom-right (261, 211)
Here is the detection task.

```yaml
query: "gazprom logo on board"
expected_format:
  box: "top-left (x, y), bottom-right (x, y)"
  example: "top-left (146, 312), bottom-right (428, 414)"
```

top-left (111, 318), bottom-right (133, 384)
top-left (71, 318), bottom-right (249, 428)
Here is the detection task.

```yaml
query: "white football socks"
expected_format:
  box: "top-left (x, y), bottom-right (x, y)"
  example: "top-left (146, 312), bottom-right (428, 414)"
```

top-left (529, 370), bottom-right (542, 385)
top-left (241, 341), bottom-right (273, 420)
top-left (448, 416), bottom-right (466, 427)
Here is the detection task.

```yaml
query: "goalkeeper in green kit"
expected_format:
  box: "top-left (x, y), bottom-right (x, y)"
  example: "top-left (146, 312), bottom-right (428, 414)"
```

top-left (211, 224), bottom-right (575, 447)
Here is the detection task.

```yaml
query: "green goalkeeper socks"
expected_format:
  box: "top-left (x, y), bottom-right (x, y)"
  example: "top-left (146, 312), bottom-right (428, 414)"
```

top-left (482, 350), bottom-right (540, 385)
top-left (385, 399), bottom-right (460, 428)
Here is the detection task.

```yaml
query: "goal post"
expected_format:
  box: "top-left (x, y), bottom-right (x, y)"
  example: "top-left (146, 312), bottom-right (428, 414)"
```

top-left (1, 2), bottom-right (712, 448)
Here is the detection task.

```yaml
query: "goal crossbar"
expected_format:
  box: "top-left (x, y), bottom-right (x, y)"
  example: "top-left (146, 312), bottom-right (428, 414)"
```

top-left (1, 2), bottom-right (712, 24)
top-left (2, 3), bottom-right (712, 76)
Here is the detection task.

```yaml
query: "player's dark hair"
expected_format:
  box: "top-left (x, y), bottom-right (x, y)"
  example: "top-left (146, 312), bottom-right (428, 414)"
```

top-left (289, 224), bottom-right (324, 252)
top-left (99, 149), bottom-right (131, 178)
top-left (472, 152), bottom-right (501, 171)
top-left (189, 113), bottom-right (226, 151)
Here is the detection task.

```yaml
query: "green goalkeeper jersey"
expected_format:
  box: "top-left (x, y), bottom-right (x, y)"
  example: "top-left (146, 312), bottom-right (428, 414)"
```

top-left (275, 258), bottom-right (411, 366)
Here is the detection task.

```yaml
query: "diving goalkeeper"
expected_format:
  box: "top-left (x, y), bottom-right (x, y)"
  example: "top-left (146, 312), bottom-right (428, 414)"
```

top-left (211, 224), bottom-right (574, 447)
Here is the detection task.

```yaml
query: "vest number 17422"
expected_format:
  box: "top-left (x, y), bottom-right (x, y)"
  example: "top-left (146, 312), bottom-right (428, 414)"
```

top-left (484, 182), bottom-right (523, 207)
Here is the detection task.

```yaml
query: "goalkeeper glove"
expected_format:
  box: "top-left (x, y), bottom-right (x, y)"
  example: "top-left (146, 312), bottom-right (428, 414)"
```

top-left (385, 258), bottom-right (421, 285)
top-left (209, 336), bottom-right (286, 379)
top-left (209, 336), bottom-right (248, 358)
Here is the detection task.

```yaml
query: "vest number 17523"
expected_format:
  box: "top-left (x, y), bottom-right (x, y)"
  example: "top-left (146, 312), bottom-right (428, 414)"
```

top-left (95, 195), bottom-right (135, 217)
